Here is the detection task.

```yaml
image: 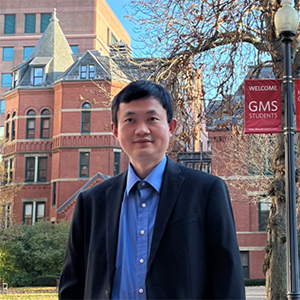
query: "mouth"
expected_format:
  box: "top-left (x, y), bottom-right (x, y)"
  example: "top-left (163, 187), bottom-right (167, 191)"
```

top-left (133, 139), bottom-right (153, 143)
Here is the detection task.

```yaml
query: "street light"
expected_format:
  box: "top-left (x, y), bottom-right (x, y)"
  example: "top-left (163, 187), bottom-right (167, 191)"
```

top-left (274, 1), bottom-right (300, 299)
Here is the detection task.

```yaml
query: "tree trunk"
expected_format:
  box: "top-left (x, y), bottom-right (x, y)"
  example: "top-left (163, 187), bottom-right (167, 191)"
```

top-left (263, 134), bottom-right (287, 300)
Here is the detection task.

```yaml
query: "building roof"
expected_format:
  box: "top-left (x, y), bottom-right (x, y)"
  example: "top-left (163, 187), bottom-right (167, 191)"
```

top-left (56, 172), bottom-right (110, 213)
top-left (7, 8), bottom-right (74, 91)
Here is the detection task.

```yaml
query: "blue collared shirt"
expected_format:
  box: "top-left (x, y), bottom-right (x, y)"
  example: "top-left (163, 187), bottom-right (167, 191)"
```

top-left (112, 156), bottom-right (167, 300)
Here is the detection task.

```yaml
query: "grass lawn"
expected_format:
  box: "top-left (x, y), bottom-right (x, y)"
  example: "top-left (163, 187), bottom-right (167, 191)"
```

top-left (0, 287), bottom-right (58, 300)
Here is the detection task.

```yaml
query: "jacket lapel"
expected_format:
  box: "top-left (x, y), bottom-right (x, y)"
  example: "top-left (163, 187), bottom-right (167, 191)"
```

top-left (147, 158), bottom-right (185, 271)
top-left (106, 171), bottom-right (127, 286)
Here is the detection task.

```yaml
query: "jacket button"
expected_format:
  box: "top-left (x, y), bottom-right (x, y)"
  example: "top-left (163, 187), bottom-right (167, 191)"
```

top-left (105, 290), bottom-right (110, 298)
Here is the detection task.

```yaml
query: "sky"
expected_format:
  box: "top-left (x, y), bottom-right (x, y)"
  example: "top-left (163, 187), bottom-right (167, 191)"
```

top-left (106, 0), bottom-right (144, 57)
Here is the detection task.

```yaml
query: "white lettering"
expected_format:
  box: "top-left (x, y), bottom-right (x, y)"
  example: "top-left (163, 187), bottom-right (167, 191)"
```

top-left (249, 85), bottom-right (277, 92)
top-left (248, 101), bottom-right (279, 112)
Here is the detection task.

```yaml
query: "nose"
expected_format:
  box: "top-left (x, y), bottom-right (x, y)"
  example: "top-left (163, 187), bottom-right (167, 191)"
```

top-left (135, 121), bottom-right (150, 135)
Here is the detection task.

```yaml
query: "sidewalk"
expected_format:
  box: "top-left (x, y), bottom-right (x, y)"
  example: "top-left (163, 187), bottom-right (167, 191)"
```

top-left (246, 286), bottom-right (266, 300)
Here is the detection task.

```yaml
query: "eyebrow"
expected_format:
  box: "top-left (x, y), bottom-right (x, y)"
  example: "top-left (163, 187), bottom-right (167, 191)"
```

top-left (123, 110), bottom-right (158, 116)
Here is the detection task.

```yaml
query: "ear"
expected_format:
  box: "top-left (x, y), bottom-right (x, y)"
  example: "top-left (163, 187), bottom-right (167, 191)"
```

top-left (111, 122), bottom-right (119, 139)
top-left (168, 119), bottom-right (177, 136)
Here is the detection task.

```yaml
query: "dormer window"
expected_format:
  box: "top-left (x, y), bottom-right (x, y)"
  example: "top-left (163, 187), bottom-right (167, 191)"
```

top-left (80, 66), bottom-right (87, 79)
top-left (80, 65), bottom-right (95, 79)
top-left (13, 71), bottom-right (18, 88)
top-left (33, 68), bottom-right (43, 86)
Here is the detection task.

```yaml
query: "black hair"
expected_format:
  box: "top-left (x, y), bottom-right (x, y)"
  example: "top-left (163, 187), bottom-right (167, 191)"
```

top-left (111, 80), bottom-right (174, 127)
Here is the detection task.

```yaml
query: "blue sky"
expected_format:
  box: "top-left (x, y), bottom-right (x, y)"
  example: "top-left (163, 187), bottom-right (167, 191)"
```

top-left (106, 0), bottom-right (144, 57)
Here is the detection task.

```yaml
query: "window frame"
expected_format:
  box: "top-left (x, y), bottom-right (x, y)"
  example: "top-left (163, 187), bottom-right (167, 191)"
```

top-left (79, 152), bottom-right (90, 178)
top-left (33, 67), bottom-right (44, 86)
top-left (4, 15), bottom-right (15, 34)
top-left (81, 103), bottom-right (91, 133)
top-left (3, 47), bottom-right (14, 61)
top-left (37, 157), bottom-right (47, 182)
top-left (52, 182), bottom-right (57, 207)
top-left (40, 109), bottom-right (50, 139)
top-left (24, 13), bottom-right (36, 34)
top-left (11, 112), bottom-right (16, 141)
top-left (1, 73), bottom-right (12, 87)
top-left (258, 198), bottom-right (271, 231)
top-left (25, 157), bottom-right (35, 182)
top-left (113, 152), bottom-right (121, 175)
top-left (40, 13), bottom-right (51, 33)
top-left (23, 46), bottom-right (34, 60)
top-left (23, 201), bottom-right (45, 225)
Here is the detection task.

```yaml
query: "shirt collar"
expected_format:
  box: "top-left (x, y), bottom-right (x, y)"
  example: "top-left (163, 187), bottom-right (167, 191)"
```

top-left (126, 156), bottom-right (167, 196)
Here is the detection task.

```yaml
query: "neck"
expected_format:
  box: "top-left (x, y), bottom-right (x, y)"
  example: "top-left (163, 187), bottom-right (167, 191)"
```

top-left (131, 157), bottom-right (164, 179)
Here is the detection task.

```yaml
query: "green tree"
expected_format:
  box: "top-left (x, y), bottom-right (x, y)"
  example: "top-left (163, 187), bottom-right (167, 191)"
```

top-left (0, 221), bottom-right (70, 286)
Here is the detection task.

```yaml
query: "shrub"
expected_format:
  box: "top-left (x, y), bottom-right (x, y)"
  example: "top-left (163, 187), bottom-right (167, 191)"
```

top-left (32, 275), bottom-right (59, 287)
top-left (244, 279), bottom-right (266, 286)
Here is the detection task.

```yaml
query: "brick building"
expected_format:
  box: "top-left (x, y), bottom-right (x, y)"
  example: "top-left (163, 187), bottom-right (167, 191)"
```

top-left (0, 0), bottom-right (130, 140)
top-left (3, 9), bottom-right (130, 225)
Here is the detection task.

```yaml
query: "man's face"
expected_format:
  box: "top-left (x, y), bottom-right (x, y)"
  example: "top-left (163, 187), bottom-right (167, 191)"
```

top-left (112, 96), bottom-right (177, 167)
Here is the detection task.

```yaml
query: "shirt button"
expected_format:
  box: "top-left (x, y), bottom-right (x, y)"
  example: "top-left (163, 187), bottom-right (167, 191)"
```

top-left (139, 289), bottom-right (144, 294)
top-left (142, 203), bottom-right (146, 208)
top-left (140, 230), bottom-right (145, 235)
top-left (142, 182), bottom-right (145, 186)
top-left (140, 258), bottom-right (144, 264)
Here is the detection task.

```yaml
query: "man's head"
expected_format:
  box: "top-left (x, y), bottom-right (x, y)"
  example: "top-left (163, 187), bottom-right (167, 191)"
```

top-left (111, 80), bottom-right (174, 127)
top-left (111, 81), bottom-right (177, 177)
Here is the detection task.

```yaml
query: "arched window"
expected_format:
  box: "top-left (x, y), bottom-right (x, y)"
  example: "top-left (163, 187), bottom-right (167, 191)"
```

top-left (81, 103), bottom-right (91, 133)
top-left (40, 109), bottom-right (50, 138)
top-left (5, 114), bottom-right (10, 140)
top-left (11, 111), bottom-right (16, 141)
top-left (26, 109), bottom-right (36, 139)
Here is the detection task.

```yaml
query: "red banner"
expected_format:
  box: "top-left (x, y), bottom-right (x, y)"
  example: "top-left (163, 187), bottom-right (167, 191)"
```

top-left (294, 79), bottom-right (300, 131)
top-left (244, 79), bottom-right (282, 134)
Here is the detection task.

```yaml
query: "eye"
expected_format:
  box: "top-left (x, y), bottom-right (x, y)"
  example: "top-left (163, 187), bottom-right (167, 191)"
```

top-left (124, 118), bottom-right (134, 123)
top-left (148, 117), bottom-right (158, 121)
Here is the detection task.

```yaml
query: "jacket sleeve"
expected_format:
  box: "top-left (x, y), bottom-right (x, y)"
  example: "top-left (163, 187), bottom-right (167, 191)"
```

top-left (206, 177), bottom-right (246, 299)
top-left (59, 192), bottom-right (86, 300)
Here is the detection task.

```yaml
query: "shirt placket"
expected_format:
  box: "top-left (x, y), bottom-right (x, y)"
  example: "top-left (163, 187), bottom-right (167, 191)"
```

top-left (135, 181), bottom-right (149, 299)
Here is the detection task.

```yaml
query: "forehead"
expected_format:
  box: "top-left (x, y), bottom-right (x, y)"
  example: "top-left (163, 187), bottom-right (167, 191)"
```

top-left (118, 96), bottom-right (164, 115)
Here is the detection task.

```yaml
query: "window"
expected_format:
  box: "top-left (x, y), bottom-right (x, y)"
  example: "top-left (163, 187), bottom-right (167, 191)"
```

top-left (25, 156), bottom-right (48, 182)
top-left (40, 109), bottom-right (50, 138)
top-left (23, 46), bottom-right (34, 60)
top-left (23, 201), bottom-right (45, 225)
top-left (79, 152), bottom-right (90, 178)
top-left (4, 15), bottom-right (15, 34)
top-left (80, 65), bottom-right (95, 79)
top-left (240, 251), bottom-right (249, 279)
top-left (81, 103), bottom-right (91, 133)
top-left (89, 65), bottom-right (95, 79)
top-left (0, 127), bottom-right (4, 139)
top-left (5, 114), bottom-right (10, 140)
top-left (2, 73), bottom-right (12, 87)
top-left (111, 33), bottom-right (117, 45)
top-left (3, 158), bottom-right (14, 185)
top-left (259, 197), bottom-right (271, 231)
top-left (70, 45), bottom-right (79, 54)
top-left (1, 100), bottom-right (5, 114)
top-left (40, 13), bottom-right (51, 33)
top-left (33, 67), bottom-right (43, 85)
top-left (114, 152), bottom-right (120, 175)
top-left (11, 112), bottom-right (16, 141)
top-left (26, 109), bottom-right (36, 139)
top-left (25, 14), bottom-right (36, 33)
top-left (52, 182), bottom-right (56, 207)
top-left (3, 47), bottom-right (14, 61)
top-left (1, 205), bottom-right (11, 229)
top-left (13, 71), bottom-right (18, 88)
top-left (80, 66), bottom-right (87, 79)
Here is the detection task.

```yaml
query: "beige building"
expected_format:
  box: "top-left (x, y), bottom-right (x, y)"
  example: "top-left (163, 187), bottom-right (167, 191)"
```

top-left (0, 0), bottom-right (130, 135)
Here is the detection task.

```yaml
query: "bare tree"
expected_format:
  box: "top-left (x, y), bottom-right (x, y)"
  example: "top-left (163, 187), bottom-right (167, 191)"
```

top-left (122, 1), bottom-right (300, 299)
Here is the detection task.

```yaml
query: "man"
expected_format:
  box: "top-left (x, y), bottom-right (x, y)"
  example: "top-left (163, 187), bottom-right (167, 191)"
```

top-left (59, 80), bottom-right (245, 300)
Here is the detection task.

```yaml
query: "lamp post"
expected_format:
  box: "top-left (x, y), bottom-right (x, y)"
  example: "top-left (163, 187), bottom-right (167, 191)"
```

top-left (274, 1), bottom-right (300, 299)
